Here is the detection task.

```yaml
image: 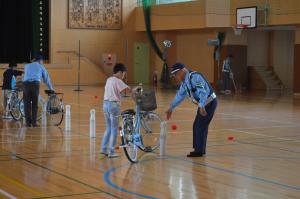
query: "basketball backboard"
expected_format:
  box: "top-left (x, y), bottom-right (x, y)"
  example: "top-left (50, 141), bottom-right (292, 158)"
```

top-left (236, 7), bottom-right (257, 29)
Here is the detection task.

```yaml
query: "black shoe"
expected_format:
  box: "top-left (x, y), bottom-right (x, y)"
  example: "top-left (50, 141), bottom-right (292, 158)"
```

top-left (25, 124), bottom-right (32, 127)
top-left (189, 151), bottom-right (202, 155)
top-left (187, 152), bottom-right (203, 157)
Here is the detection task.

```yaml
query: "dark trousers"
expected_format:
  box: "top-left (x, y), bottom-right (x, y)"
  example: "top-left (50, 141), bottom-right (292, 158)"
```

top-left (222, 72), bottom-right (230, 91)
top-left (193, 99), bottom-right (217, 154)
top-left (23, 81), bottom-right (40, 126)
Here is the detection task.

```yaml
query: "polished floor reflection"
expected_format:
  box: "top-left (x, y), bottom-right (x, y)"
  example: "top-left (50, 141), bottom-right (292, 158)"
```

top-left (0, 86), bottom-right (300, 199)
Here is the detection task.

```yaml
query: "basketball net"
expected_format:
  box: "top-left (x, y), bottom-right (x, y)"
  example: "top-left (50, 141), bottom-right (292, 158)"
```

top-left (233, 24), bottom-right (248, 35)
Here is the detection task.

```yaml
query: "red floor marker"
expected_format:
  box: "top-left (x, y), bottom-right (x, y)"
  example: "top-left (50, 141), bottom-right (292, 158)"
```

top-left (228, 136), bottom-right (235, 141)
top-left (171, 124), bottom-right (177, 131)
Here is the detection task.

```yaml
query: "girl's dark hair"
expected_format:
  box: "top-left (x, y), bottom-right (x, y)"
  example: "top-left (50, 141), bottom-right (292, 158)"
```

top-left (113, 63), bottom-right (127, 74)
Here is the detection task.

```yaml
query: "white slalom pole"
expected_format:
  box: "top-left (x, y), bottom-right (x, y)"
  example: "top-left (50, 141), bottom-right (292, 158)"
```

top-left (41, 102), bottom-right (47, 126)
top-left (90, 138), bottom-right (96, 162)
top-left (65, 105), bottom-right (71, 131)
top-left (160, 121), bottom-right (167, 156)
top-left (90, 109), bottom-right (96, 138)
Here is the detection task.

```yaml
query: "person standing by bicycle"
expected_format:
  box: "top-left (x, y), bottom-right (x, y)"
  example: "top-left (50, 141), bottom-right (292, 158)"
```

top-left (2, 62), bottom-right (23, 119)
top-left (222, 54), bottom-right (233, 94)
top-left (23, 54), bottom-right (54, 127)
top-left (101, 63), bottom-right (132, 158)
top-left (166, 63), bottom-right (217, 157)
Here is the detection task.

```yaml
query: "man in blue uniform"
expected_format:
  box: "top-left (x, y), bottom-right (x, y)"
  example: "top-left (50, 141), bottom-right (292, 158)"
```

top-left (23, 54), bottom-right (54, 127)
top-left (166, 63), bottom-right (217, 157)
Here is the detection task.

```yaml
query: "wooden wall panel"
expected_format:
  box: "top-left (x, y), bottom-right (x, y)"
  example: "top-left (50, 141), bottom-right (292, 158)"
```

top-left (294, 44), bottom-right (300, 93)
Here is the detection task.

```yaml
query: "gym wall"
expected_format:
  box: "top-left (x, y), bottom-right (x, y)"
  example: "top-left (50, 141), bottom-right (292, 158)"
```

top-left (147, 30), bottom-right (215, 84)
top-left (48, 0), bottom-right (147, 85)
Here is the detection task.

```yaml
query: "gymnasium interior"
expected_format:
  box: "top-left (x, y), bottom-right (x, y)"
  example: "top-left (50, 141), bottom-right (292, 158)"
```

top-left (0, 0), bottom-right (300, 198)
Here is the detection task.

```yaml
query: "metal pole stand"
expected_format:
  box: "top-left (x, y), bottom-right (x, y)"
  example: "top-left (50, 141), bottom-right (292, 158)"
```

top-left (74, 40), bottom-right (83, 92)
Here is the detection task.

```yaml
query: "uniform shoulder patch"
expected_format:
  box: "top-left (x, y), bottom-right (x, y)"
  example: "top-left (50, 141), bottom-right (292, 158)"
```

top-left (195, 82), bottom-right (204, 88)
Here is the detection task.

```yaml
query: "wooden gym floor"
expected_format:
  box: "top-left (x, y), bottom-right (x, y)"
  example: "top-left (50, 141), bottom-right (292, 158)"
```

top-left (0, 86), bottom-right (299, 199)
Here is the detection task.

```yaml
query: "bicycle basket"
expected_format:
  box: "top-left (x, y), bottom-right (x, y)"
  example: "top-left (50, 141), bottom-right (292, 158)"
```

top-left (133, 90), bottom-right (157, 111)
top-left (48, 95), bottom-right (62, 114)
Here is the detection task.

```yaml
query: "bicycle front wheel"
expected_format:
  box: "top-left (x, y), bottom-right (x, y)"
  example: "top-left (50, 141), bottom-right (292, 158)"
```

top-left (10, 99), bottom-right (22, 121)
top-left (140, 112), bottom-right (162, 152)
top-left (47, 98), bottom-right (64, 126)
top-left (121, 117), bottom-right (138, 163)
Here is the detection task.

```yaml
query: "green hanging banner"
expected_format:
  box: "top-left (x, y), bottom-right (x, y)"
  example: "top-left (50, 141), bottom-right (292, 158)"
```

top-left (142, 0), bottom-right (170, 87)
top-left (32, 0), bottom-right (49, 60)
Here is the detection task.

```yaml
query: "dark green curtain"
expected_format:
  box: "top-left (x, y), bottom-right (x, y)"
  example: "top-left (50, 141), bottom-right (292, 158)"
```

top-left (214, 32), bottom-right (226, 82)
top-left (214, 32), bottom-right (226, 60)
top-left (32, 0), bottom-right (49, 60)
top-left (0, 0), bottom-right (49, 62)
top-left (142, 0), bottom-right (164, 61)
top-left (142, 0), bottom-right (170, 86)
top-left (0, 0), bottom-right (32, 62)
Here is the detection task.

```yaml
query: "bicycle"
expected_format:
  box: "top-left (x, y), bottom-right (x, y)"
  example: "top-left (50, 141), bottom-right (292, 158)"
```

top-left (16, 90), bottom-right (64, 126)
top-left (6, 88), bottom-right (23, 120)
top-left (120, 87), bottom-right (163, 163)
top-left (41, 90), bottom-right (65, 126)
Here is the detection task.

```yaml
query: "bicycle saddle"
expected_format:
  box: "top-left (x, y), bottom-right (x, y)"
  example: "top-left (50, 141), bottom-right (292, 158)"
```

top-left (121, 109), bottom-right (136, 116)
top-left (45, 90), bottom-right (55, 95)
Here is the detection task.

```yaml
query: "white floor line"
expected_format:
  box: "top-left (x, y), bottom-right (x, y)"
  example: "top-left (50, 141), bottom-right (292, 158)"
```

top-left (164, 125), bottom-right (297, 136)
top-left (229, 125), bottom-right (296, 131)
top-left (0, 189), bottom-right (17, 199)
top-left (218, 112), bottom-right (298, 126)
top-left (169, 118), bottom-right (242, 123)
top-left (0, 135), bottom-right (102, 144)
top-left (172, 108), bottom-right (299, 125)
top-left (1, 126), bottom-right (299, 144)
top-left (229, 128), bottom-right (300, 143)
top-left (0, 121), bottom-right (109, 131)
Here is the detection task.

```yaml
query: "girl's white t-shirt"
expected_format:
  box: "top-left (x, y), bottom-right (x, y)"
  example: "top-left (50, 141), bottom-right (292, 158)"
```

top-left (104, 76), bottom-right (128, 102)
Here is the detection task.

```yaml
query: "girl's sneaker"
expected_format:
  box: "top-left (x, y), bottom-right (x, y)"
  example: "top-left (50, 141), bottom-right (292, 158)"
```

top-left (108, 153), bottom-right (120, 158)
top-left (100, 151), bottom-right (108, 156)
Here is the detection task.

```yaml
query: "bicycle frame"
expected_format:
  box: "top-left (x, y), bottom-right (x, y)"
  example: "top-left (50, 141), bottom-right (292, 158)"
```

top-left (132, 104), bottom-right (142, 147)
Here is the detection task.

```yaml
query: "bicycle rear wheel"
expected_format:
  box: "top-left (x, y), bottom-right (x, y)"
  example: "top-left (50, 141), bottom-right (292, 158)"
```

top-left (121, 116), bottom-right (138, 163)
top-left (140, 112), bottom-right (162, 152)
top-left (47, 95), bottom-right (64, 126)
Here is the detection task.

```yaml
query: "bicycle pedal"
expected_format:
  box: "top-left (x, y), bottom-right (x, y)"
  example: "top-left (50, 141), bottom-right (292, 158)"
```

top-left (144, 146), bottom-right (153, 152)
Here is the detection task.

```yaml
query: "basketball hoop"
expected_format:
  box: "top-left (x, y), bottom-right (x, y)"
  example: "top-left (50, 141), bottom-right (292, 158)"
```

top-left (233, 24), bottom-right (249, 36)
